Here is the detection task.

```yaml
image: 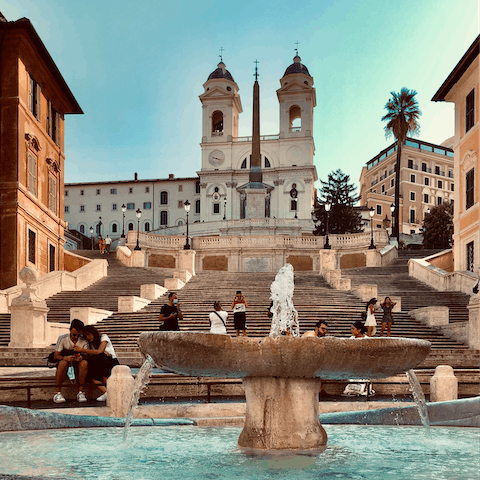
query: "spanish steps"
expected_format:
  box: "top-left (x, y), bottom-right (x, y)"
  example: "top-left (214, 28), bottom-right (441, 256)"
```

top-left (0, 249), bottom-right (478, 369)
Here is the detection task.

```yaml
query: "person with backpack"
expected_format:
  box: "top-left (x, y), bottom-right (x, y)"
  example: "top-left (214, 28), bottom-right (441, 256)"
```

top-left (209, 301), bottom-right (228, 335)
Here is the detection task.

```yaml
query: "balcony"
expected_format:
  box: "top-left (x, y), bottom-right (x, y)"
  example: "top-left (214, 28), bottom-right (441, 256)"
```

top-left (289, 127), bottom-right (302, 133)
top-left (212, 132), bottom-right (223, 137)
top-left (371, 179), bottom-right (378, 186)
top-left (233, 134), bottom-right (280, 142)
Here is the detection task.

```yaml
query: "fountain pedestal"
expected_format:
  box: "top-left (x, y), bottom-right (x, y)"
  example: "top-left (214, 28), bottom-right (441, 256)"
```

top-left (239, 376), bottom-right (326, 449)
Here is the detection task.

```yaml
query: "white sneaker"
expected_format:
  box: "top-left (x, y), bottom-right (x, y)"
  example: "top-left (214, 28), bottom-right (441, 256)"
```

top-left (96, 392), bottom-right (107, 402)
top-left (53, 392), bottom-right (66, 403)
top-left (77, 391), bottom-right (87, 403)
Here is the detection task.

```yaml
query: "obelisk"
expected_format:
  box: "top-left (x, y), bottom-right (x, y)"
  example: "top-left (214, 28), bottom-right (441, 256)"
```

top-left (245, 60), bottom-right (266, 219)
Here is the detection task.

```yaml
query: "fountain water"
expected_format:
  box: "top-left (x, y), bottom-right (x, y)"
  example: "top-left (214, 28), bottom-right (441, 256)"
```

top-left (138, 264), bottom-right (432, 449)
top-left (406, 369), bottom-right (431, 429)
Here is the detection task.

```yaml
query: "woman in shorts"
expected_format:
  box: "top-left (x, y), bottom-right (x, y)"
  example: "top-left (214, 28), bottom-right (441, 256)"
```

top-left (231, 291), bottom-right (248, 337)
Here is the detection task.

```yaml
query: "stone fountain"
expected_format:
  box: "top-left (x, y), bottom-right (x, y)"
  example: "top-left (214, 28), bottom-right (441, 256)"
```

top-left (138, 265), bottom-right (431, 450)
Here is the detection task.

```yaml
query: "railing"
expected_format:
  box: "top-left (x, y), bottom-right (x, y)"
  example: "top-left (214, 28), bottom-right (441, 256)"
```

top-left (289, 127), bottom-right (302, 133)
top-left (211, 132), bottom-right (223, 137)
top-left (371, 179), bottom-right (378, 186)
top-left (380, 174), bottom-right (386, 180)
top-left (389, 168), bottom-right (395, 175)
top-left (232, 134), bottom-right (280, 142)
top-left (448, 172), bottom-right (454, 178)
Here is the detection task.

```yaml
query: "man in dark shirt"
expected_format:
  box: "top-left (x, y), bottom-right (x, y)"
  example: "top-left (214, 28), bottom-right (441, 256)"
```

top-left (159, 292), bottom-right (183, 331)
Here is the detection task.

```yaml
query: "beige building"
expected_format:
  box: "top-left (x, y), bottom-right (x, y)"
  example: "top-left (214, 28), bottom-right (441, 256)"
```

top-left (359, 138), bottom-right (454, 236)
top-left (432, 35), bottom-right (479, 273)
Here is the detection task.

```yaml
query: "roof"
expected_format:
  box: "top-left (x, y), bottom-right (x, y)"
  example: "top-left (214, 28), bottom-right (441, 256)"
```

top-left (283, 55), bottom-right (310, 77)
top-left (65, 176), bottom-right (200, 187)
top-left (207, 61), bottom-right (235, 82)
top-left (432, 35), bottom-right (479, 102)
top-left (0, 17), bottom-right (83, 114)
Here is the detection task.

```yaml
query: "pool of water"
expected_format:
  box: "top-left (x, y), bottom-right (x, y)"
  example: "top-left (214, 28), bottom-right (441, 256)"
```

top-left (1, 425), bottom-right (478, 479)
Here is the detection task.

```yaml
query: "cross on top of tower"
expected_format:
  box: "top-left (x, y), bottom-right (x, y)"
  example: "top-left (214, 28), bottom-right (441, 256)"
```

top-left (219, 47), bottom-right (224, 62)
top-left (254, 59), bottom-right (259, 80)
top-left (294, 41), bottom-right (300, 56)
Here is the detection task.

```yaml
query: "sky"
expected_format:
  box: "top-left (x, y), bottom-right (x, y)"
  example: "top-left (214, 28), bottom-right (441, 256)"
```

top-left (1, 0), bottom-right (479, 191)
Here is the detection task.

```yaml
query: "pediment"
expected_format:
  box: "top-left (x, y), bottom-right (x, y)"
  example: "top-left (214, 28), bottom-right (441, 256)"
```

top-left (200, 87), bottom-right (235, 100)
top-left (277, 82), bottom-right (312, 94)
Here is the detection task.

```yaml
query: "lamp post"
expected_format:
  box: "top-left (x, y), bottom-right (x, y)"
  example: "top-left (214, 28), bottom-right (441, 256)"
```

top-left (324, 201), bottom-right (331, 249)
top-left (134, 208), bottom-right (142, 251)
top-left (89, 226), bottom-right (94, 250)
top-left (223, 197), bottom-right (227, 220)
top-left (184, 200), bottom-right (191, 250)
top-left (121, 204), bottom-right (126, 238)
top-left (390, 203), bottom-right (395, 237)
top-left (369, 206), bottom-right (376, 249)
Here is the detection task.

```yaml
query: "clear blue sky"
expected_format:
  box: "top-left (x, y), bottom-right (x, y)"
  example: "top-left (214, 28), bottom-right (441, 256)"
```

top-left (2, 0), bottom-right (479, 190)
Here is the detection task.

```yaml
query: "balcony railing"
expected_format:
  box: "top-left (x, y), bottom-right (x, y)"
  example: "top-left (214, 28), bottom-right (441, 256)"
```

top-left (289, 127), bottom-right (302, 133)
top-left (233, 135), bottom-right (280, 142)
top-left (212, 132), bottom-right (223, 137)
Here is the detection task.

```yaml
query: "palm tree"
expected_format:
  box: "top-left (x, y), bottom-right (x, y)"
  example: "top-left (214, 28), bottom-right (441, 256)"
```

top-left (382, 88), bottom-right (421, 242)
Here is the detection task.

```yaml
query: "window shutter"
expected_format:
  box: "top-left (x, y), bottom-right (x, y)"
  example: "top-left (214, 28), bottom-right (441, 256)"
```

top-left (29, 75), bottom-right (34, 113)
top-left (35, 83), bottom-right (41, 120)
top-left (54, 109), bottom-right (60, 145)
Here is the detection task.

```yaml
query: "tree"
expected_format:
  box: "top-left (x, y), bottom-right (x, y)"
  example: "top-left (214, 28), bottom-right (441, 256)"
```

top-left (422, 202), bottom-right (453, 249)
top-left (381, 88), bottom-right (421, 242)
top-left (312, 169), bottom-right (363, 235)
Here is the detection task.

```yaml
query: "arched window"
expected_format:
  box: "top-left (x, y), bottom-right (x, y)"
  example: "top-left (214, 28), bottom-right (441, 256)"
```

top-left (144, 222), bottom-right (150, 232)
top-left (96, 223), bottom-right (101, 235)
top-left (212, 111), bottom-right (223, 133)
top-left (79, 224), bottom-right (85, 234)
top-left (177, 220), bottom-right (184, 226)
top-left (265, 157), bottom-right (271, 168)
top-left (241, 158), bottom-right (247, 169)
top-left (112, 223), bottom-right (118, 233)
top-left (160, 191), bottom-right (168, 205)
top-left (289, 105), bottom-right (301, 132)
top-left (128, 222), bottom-right (134, 231)
top-left (160, 211), bottom-right (168, 226)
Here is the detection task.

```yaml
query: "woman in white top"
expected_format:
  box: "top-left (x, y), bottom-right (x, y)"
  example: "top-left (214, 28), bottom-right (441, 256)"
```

top-left (73, 325), bottom-right (119, 402)
top-left (209, 301), bottom-right (228, 335)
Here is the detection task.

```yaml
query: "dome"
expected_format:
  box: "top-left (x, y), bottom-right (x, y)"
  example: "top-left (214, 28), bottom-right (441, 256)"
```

top-left (208, 61), bottom-right (235, 82)
top-left (283, 55), bottom-right (310, 77)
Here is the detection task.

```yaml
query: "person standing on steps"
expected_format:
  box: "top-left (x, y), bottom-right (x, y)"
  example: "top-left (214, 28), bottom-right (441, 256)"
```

top-left (364, 298), bottom-right (378, 337)
top-left (380, 297), bottom-right (397, 337)
top-left (99, 236), bottom-right (105, 254)
top-left (104, 235), bottom-right (112, 254)
top-left (209, 301), bottom-right (228, 335)
top-left (231, 290), bottom-right (248, 337)
top-left (158, 292), bottom-right (183, 331)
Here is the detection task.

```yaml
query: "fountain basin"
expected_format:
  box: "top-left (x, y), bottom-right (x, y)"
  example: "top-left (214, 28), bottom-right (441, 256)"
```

top-left (137, 332), bottom-right (431, 380)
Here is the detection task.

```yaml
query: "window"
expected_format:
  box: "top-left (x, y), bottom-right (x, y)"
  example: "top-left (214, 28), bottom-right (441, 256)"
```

top-left (437, 197), bottom-right (442, 205)
top-left (96, 223), bottom-right (101, 235)
top-left (65, 206), bottom-right (69, 213)
top-left (80, 205), bottom-right (85, 212)
top-left (466, 168), bottom-right (474, 209)
top-left (410, 174), bottom-right (416, 183)
top-left (49, 244), bottom-right (55, 273)
top-left (451, 183), bottom-right (454, 192)
top-left (143, 202), bottom-right (152, 209)
top-left (390, 178), bottom-right (394, 188)
top-left (195, 181), bottom-right (201, 194)
top-left (435, 166), bottom-right (440, 175)
top-left (160, 211), bottom-right (168, 225)
top-left (128, 222), bottom-right (134, 231)
top-left (79, 225), bottom-right (85, 234)
top-left (213, 203), bottom-right (220, 214)
top-left (424, 177), bottom-right (429, 186)
top-left (241, 158), bottom-right (247, 169)
top-left (448, 170), bottom-right (454, 178)
top-left (381, 184), bottom-right (385, 193)
top-left (466, 89), bottom-right (475, 132)
top-left (422, 163), bottom-right (427, 172)
top-left (424, 194), bottom-right (429, 203)
top-left (265, 157), bottom-right (271, 168)
top-left (160, 191), bottom-right (168, 205)
top-left (127, 203), bottom-right (135, 210)
top-left (409, 210), bottom-right (415, 223)
top-left (410, 192), bottom-right (415, 201)
top-left (178, 185), bottom-right (183, 192)
top-left (28, 229), bottom-right (36, 264)
top-left (47, 100), bottom-right (59, 144)
top-left (212, 110), bottom-right (223, 133)
top-left (80, 190), bottom-right (84, 196)
top-left (96, 205), bottom-right (101, 211)
top-left (112, 204), bottom-right (117, 211)
top-left (466, 242), bottom-right (474, 271)
top-left (96, 189), bottom-right (101, 195)
top-left (408, 159), bottom-right (413, 169)
top-left (144, 222), bottom-right (150, 232)
top-left (438, 180), bottom-right (443, 189)
top-left (28, 73), bottom-right (41, 120)
top-left (48, 175), bottom-right (56, 214)
top-left (65, 190), bottom-right (69, 197)
top-left (178, 201), bottom-right (183, 208)
top-left (112, 224), bottom-right (118, 233)
top-left (129, 187), bottom-right (133, 194)
top-left (110, 188), bottom-right (117, 194)
top-left (376, 205), bottom-right (382, 215)
top-left (27, 153), bottom-right (37, 196)
top-left (195, 199), bottom-right (200, 214)
top-left (290, 199), bottom-right (298, 211)
top-left (145, 187), bottom-right (150, 193)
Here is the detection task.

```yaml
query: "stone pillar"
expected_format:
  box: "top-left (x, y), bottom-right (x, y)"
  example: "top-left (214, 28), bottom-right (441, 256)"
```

top-left (365, 249), bottom-right (381, 267)
top-left (430, 365), bottom-right (458, 402)
top-left (245, 188), bottom-right (267, 220)
top-left (178, 249), bottom-right (196, 276)
top-left (107, 365), bottom-right (136, 417)
top-left (467, 295), bottom-right (480, 350)
top-left (238, 376), bottom-right (327, 449)
top-left (131, 250), bottom-right (145, 267)
top-left (319, 250), bottom-right (337, 273)
top-left (9, 267), bottom-right (50, 348)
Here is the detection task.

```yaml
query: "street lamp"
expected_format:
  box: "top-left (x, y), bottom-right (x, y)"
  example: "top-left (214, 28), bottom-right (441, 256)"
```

top-left (369, 206), bottom-right (376, 249)
top-left (134, 208), bottom-right (142, 251)
top-left (390, 203), bottom-right (395, 237)
top-left (324, 201), bottom-right (331, 249)
top-left (89, 226), bottom-right (94, 250)
top-left (223, 197), bottom-right (227, 220)
top-left (121, 204), bottom-right (126, 238)
top-left (184, 200), bottom-right (191, 250)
